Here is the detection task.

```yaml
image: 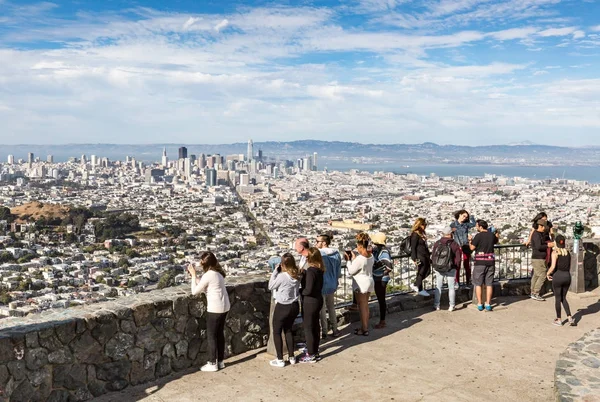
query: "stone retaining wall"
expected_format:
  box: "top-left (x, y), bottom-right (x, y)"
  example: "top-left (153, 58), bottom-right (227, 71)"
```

top-left (0, 276), bottom-right (535, 401)
top-left (554, 328), bottom-right (600, 401)
top-left (0, 276), bottom-right (270, 401)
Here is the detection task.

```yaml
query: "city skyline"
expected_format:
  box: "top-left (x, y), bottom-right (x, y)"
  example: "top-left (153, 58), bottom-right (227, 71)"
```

top-left (1, 1), bottom-right (600, 145)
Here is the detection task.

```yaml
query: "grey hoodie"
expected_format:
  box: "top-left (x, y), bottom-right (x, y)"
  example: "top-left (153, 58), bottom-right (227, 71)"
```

top-left (268, 269), bottom-right (300, 305)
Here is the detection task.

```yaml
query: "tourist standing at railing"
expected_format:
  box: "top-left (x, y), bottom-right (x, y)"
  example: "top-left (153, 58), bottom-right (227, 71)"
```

top-left (546, 235), bottom-right (575, 326)
top-left (432, 227), bottom-right (462, 312)
top-left (188, 251), bottom-right (230, 372)
top-left (294, 237), bottom-right (310, 316)
top-left (268, 253), bottom-right (301, 367)
top-left (409, 218), bottom-right (431, 297)
top-left (469, 220), bottom-right (498, 311)
top-left (450, 209), bottom-right (476, 288)
top-left (294, 237), bottom-right (310, 271)
top-left (300, 247), bottom-right (325, 363)
top-left (525, 212), bottom-right (554, 247)
top-left (345, 232), bottom-right (374, 336)
top-left (530, 220), bottom-right (555, 301)
top-left (316, 233), bottom-right (341, 338)
top-left (370, 232), bottom-right (392, 329)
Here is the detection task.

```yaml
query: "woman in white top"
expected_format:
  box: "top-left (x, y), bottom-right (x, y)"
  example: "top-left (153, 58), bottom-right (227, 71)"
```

top-left (345, 232), bottom-right (374, 336)
top-left (188, 251), bottom-right (230, 372)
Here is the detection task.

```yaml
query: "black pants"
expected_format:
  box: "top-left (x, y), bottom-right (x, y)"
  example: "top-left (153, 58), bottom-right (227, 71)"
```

top-left (272, 301), bottom-right (300, 360)
top-left (414, 260), bottom-right (431, 291)
top-left (374, 280), bottom-right (388, 321)
top-left (302, 296), bottom-right (323, 355)
top-left (552, 271), bottom-right (572, 318)
top-left (206, 312), bottom-right (228, 363)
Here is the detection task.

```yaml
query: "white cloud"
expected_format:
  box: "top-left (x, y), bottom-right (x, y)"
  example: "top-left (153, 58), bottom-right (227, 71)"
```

top-left (214, 19), bottom-right (229, 32)
top-left (0, 3), bottom-right (599, 145)
top-left (182, 17), bottom-right (201, 30)
top-left (538, 27), bottom-right (579, 37)
top-left (488, 27), bottom-right (539, 41)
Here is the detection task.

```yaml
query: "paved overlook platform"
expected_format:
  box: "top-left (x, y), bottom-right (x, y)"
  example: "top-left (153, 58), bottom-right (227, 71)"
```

top-left (97, 289), bottom-right (600, 402)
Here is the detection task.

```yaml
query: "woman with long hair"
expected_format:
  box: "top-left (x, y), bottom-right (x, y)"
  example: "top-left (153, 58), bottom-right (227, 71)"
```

top-left (345, 232), bottom-right (375, 336)
top-left (546, 235), bottom-right (575, 326)
top-left (299, 247), bottom-right (325, 363)
top-left (268, 253), bottom-right (301, 367)
top-left (188, 251), bottom-right (230, 372)
top-left (409, 218), bottom-right (431, 297)
top-left (450, 209), bottom-right (476, 287)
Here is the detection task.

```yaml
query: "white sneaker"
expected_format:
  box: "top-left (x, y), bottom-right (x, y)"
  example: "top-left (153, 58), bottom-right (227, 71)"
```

top-left (200, 362), bottom-right (218, 372)
top-left (410, 284), bottom-right (419, 293)
top-left (270, 359), bottom-right (285, 368)
top-left (418, 290), bottom-right (430, 297)
top-left (434, 305), bottom-right (440, 311)
top-left (289, 356), bottom-right (296, 365)
top-left (218, 361), bottom-right (225, 370)
top-left (448, 306), bottom-right (455, 312)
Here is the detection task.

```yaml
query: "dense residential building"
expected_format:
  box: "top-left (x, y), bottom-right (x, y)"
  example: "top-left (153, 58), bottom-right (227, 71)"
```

top-left (0, 146), bottom-right (598, 320)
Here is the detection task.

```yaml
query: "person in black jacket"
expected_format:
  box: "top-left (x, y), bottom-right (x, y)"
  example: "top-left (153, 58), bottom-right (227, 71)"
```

top-left (530, 220), bottom-right (555, 301)
top-left (409, 218), bottom-right (431, 297)
top-left (299, 247), bottom-right (324, 363)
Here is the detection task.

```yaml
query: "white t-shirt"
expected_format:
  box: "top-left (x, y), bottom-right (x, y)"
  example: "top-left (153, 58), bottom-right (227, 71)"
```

top-left (191, 270), bottom-right (231, 313)
top-left (347, 254), bottom-right (375, 294)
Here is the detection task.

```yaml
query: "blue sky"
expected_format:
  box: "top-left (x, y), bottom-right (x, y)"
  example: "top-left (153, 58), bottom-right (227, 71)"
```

top-left (1, 0), bottom-right (600, 146)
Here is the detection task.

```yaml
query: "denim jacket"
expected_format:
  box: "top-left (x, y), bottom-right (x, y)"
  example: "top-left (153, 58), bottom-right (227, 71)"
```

top-left (450, 216), bottom-right (476, 247)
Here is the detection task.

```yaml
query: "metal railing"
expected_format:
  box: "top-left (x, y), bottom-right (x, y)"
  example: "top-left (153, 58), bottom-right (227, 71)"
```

top-left (334, 244), bottom-right (532, 305)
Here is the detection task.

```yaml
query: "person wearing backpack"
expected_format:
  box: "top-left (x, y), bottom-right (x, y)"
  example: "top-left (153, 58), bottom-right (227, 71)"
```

top-left (431, 227), bottom-right (463, 311)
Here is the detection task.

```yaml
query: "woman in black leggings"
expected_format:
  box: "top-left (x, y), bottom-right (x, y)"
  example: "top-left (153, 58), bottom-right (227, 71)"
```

top-left (547, 235), bottom-right (575, 326)
top-left (268, 253), bottom-right (301, 367)
top-left (300, 247), bottom-right (324, 363)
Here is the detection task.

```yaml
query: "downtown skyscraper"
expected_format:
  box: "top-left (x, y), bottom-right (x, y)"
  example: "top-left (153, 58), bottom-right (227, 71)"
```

top-left (247, 139), bottom-right (253, 162)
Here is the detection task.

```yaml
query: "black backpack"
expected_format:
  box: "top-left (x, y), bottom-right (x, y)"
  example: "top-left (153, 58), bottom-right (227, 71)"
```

top-left (432, 240), bottom-right (453, 272)
top-left (399, 236), bottom-right (411, 257)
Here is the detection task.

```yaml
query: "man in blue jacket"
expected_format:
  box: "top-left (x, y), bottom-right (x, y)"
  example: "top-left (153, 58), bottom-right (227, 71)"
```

top-left (316, 233), bottom-right (342, 338)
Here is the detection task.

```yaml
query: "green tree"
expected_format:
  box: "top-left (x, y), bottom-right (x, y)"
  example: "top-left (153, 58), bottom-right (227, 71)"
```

top-left (18, 278), bottom-right (32, 291)
top-left (0, 289), bottom-right (12, 305)
top-left (0, 252), bottom-right (15, 263)
top-left (157, 272), bottom-right (176, 290)
top-left (125, 249), bottom-right (140, 258)
top-left (0, 206), bottom-right (15, 223)
top-left (117, 258), bottom-right (131, 268)
top-left (17, 254), bottom-right (36, 264)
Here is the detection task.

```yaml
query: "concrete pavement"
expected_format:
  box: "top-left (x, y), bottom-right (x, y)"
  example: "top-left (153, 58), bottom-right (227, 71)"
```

top-left (95, 289), bottom-right (600, 402)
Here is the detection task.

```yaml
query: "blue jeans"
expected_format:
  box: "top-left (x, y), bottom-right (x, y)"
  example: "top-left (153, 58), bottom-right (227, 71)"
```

top-left (434, 269), bottom-right (456, 308)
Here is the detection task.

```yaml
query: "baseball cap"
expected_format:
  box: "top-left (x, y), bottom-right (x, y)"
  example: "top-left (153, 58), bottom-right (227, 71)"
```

top-left (442, 227), bottom-right (453, 235)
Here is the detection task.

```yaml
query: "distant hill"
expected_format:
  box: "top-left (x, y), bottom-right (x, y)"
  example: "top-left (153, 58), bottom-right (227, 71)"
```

top-left (0, 141), bottom-right (598, 165)
top-left (11, 202), bottom-right (70, 224)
